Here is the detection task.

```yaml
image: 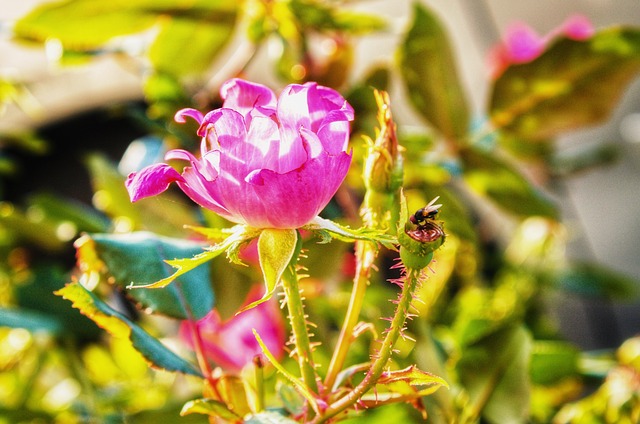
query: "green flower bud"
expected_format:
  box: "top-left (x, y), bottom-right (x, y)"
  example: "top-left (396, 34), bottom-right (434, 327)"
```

top-left (397, 194), bottom-right (445, 270)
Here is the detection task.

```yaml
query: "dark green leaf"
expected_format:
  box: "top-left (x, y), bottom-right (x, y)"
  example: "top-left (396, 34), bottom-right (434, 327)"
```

top-left (490, 28), bottom-right (640, 140)
top-left (0, 307), bottom-right (64, 335)
top-left (56, 282), bottom-right (202, 377)
top-left (460, 146), bottom-right (558, 218)
top-left (457, 325), bottom-right (532, 423)
top-left (84, 232), bottom-right (215, 320)
top-left (556, 261), bottom-right (639, 300)
top-left (398, 3), bottom-right (469, 141)
top-left (28, 192), bottom-right (110, 233)
top-left (530, 341), bottom-right (580, 385)
top-left (15, 264), bottom-right (102, 340)
top-left (550, 143), bottom-right (619, 176)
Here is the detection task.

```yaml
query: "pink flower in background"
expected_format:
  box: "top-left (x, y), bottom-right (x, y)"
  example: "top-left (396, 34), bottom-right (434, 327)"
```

top-left (489, 14), bottom-right (594, 78)
top-left (126, 78), bottom-right (354, 229)
top-left (180, 288), bottom-right (286, 373)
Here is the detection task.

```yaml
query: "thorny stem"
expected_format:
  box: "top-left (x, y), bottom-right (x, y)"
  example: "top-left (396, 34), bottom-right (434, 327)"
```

top-left (324, 240), bottom-right (376, 391)
top-left (312, 267), bottom-right (423, 423)
top-left (281, 265), bottom-right (319, 395)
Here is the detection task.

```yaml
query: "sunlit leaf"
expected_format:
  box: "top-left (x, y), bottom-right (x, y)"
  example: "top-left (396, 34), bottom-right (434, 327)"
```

top-left (79, 232), bottom-right (215, 320)
top-left (490, 28), bottom-right (640, 140)
top-left (398, 3), bottom-right (469, 141)
top-left (460, 146), bottom-right (558, 218)
top-left (148, 12), bottom-right (236, 78)
top-left (305, 216), bottom-right (396, 248)
top-left (14, 0), bottom-right (156, 48)
top-left (457, 325), bottom-right (532, 423)
top-left (378, 365), bottom-right (448, 389)
top-left (180, 398), bottom-right (241, 420)
top-left (243, 228), bottom-right (298, 312)
top-left (56, 282), bottom-right (202, 377)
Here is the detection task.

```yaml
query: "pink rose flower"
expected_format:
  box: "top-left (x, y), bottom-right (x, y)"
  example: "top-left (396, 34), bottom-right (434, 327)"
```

top-left (126, 78), bottom-right (354, 229)
top-left (488, 14), bottom-right (594, 78)
top-left (179, 287), bottom-right (286, 373)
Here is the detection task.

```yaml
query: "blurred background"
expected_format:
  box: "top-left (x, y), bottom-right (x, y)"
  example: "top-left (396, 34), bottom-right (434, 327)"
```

top-left (3, 0), bottom-right (639, 349)
top-left (1, 1), bottom-right (640, 422)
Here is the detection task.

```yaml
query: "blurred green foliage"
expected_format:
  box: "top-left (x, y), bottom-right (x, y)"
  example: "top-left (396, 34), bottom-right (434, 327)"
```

top-left (2, 0), bottom-right (640, 423)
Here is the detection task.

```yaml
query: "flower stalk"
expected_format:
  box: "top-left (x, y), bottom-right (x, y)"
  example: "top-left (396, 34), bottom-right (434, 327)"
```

top-left (313, 267), bottom-right (424, 423)
top-left (324, 90), bottom-right (402, 391)
top-left (281, 264), bottom-right (319, 395)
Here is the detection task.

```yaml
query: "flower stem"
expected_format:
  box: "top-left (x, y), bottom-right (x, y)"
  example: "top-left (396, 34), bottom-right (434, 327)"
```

top-left (313, 267), bottom-right (422, 423)
top-left (324, 240), bottom-right (376, 391)
top-left (281, 265), bottom-right (319, 394)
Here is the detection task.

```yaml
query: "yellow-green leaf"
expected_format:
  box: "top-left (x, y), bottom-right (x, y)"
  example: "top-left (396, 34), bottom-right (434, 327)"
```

top-left (56, 282), bottom-right (202, 376)
top-left (243, 228), bottom-right (298, 312)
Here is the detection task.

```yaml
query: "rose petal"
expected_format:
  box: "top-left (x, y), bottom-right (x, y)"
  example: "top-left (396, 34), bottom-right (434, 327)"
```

top-left (221, 78), bottom-right (277, 123)
top-left (244, 150), bottom-right (352, 228)
top-left (125, 163), bottom-right (184, 202)
top-left (174, 108), bottom-right (204, 124)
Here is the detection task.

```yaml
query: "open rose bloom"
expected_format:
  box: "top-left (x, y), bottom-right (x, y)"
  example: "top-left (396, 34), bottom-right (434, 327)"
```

top-left (126, 78), bottom-right (354, 229)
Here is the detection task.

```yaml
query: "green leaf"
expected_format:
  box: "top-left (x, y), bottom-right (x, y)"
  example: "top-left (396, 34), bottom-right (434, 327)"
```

top-left (129, 225), bottom-right (258, 290)
top-left (148, 13), bottom-right (236, 78)
top-left (556, 261), bottom-right (640, 300)
top-left (288, 1), bottom-right (385, 35)
top-left (460, 146), bottom-right (558, 218)
top-left (180, 398), bottom-right (241, 420)
top-left (398, 3), bottom-right (469, 141)
top-left (28, 192), bottom-right (110, 233)
top-left (244, 411), bottom-right (299, 424)
top-left (14, 264), bottom-right (101, 340)
top-left (0, 307), bottom-right (64, 335)
top-left (244, 228), bottom-right (298, 312)
top-left (377, 365), bottom-right (448, 389)
top-left (14, 0), bottom-right (157, 48)
top-left (530, 341), bottom-right (580, 385)
top-left (490, 28), bottom-right (640, 140)
top-left (80, 232), bottom-right (215, 320)
top-left (56, 282), bottom-right (202, 377)
top-left (253, 330), bottom-right (319, 414)
top-left (457, 325), bottom-right (532, 423)
top-left (13, 0), bottom-right (238, 53)
top-left (305, 216), bottom-right (397, 248)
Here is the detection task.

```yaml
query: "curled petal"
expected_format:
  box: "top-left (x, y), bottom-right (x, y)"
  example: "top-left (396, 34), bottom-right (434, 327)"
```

top-left (125, 164), bottom-right (184, 202)
top-left (174, 108), bottom-right (204, 124)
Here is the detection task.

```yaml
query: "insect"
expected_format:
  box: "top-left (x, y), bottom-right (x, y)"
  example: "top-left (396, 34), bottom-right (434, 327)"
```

top-left (410, 196), bottom-right (442, 226)
top-left (406, 196), bottom-right (445, 243)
